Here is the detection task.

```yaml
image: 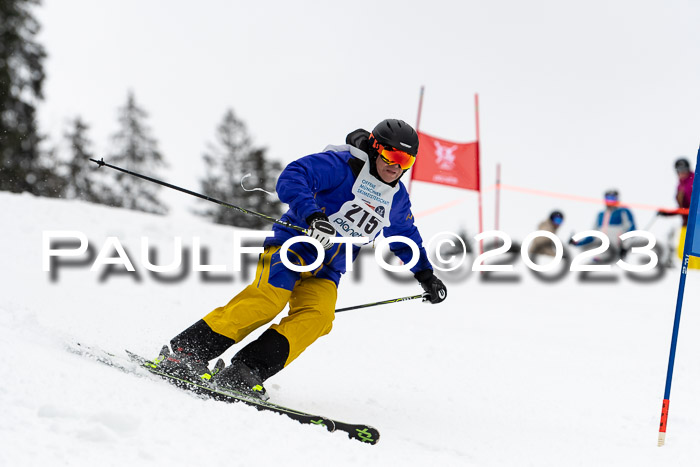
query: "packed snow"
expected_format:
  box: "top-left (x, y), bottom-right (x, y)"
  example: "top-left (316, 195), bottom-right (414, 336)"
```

top-left (2, 190), bottom-right (700, 467)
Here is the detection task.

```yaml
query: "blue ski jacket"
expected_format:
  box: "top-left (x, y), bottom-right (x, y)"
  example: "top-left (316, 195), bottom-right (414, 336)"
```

top-left (264, 144), bottom-right (432, 285)
top-left (576, 206), bottom-right (636, 246)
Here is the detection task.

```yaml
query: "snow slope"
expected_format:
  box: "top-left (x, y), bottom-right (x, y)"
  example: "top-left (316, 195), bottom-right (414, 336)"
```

top-left (2, 191), bottom-right (700, 467)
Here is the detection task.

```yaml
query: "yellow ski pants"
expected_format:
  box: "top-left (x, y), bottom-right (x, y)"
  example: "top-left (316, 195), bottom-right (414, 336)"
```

top-left (203, 246), bottom-right (338, 367)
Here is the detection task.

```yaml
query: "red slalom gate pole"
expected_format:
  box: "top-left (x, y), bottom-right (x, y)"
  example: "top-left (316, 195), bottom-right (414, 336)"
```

top-left (408, 85), bottom-right (425, 195)
top-left (475, 93), bottom-right (483, 254)
top-left (495, 163), bottom-right (501, 231)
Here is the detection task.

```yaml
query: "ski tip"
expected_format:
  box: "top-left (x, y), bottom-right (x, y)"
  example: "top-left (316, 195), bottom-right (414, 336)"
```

top-left (351, 426), bottom-right (380, 445)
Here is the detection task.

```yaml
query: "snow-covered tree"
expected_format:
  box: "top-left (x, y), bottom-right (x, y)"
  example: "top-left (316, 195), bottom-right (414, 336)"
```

top-left (198, 109), bottom-right (282, 229)
top-left (0, 0), bottom-right (64, 196)
top-left (109, 91), bottom-right (168, 214)
top-left (62, 116), bottom-right (118, 205)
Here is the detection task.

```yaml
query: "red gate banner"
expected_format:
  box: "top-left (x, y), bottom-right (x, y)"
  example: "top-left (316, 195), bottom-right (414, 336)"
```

top-left (411, 132), bottom-right (480, 191)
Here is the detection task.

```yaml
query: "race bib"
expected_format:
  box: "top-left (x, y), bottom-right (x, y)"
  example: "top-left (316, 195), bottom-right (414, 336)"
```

top-left (328, 149), bottom-right (399, 243)
top-left (331, 200), bottom-right (385, 239)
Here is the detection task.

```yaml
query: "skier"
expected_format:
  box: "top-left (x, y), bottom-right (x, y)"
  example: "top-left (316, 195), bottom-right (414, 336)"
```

top-left (154, 119), bottom-right (447, 400)
top-left (658, 157), bottom-right (699, 268)
top-left (528, 210), bottom-right (564, 257)
top-left (569, 189), bottom-right (636, 259)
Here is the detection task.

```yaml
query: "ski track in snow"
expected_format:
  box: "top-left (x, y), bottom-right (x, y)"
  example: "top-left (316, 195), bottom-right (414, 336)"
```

top-left (2, 191), bottom-right (700, 467)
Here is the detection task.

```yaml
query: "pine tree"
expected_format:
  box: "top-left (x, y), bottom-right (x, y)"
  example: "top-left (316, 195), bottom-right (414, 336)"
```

top-left (199, 109), bottom-right (282, 229)
top-left (109, 90), bottom-right (168, 214)
top-left (0, 0), bottom-right (64, 196)
top-left (62, 116), bottom-right (118, 205)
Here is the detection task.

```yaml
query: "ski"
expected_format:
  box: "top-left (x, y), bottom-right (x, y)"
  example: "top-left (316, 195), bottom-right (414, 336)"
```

top-left (66, 343), bottom-right (379, 444)
top-left (125, 350), bottom-right (380, 445)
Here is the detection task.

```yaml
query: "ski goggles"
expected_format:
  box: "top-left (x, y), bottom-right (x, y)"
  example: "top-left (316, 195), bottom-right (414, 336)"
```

top-left (551, 215), bottom-right (563, 226)
top-left (376, 144), bottom-right (416, 170)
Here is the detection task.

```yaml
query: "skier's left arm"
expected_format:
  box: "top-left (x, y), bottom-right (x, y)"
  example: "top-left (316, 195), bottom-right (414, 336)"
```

top-left (383, 195), bottom-right (447, 304)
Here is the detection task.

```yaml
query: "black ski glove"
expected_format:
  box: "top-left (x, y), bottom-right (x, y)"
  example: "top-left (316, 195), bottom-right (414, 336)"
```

top-left (415, 269), bottom-right (447, 304)
top-left (306, 212), bottom-right (336, 250)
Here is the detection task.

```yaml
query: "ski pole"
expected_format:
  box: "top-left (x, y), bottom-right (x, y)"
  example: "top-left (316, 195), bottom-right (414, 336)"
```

top-left (335, 293), bottom-right (426, 313)
top-left (90, 158), bottom-right (307, 233)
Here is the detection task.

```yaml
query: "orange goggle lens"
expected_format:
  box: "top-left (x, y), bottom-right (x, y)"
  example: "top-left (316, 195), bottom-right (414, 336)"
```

top-left (377, 147), bottom-right (416, 170)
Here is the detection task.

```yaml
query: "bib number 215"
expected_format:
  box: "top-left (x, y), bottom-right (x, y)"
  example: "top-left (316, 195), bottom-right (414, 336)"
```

top-left (344, 204), bottom-right (381, 236)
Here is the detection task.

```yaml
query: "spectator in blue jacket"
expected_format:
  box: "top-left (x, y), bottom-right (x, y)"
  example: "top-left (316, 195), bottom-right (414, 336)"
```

top-left (153, 119), bottom-right (447, 400)
top-left (570, 189), bottom-right (636, 258)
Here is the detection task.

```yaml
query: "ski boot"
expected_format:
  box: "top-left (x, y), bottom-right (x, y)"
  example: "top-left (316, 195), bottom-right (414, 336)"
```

top-left (149, 345), bottom-right (224, 383)
top-left (212, 359), bottom-right (269, 401)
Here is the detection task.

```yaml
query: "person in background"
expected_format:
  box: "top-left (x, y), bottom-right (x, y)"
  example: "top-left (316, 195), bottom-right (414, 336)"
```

top-left (570, 189), bottom-right (636, 259)
top-left (529, 210), bottom-right (564, 257)
top-left (658, 157), bottom-right (699, 268)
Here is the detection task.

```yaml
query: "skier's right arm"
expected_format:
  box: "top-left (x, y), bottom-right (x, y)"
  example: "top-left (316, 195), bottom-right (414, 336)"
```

top-left (276, 153), bottom-right (347, 223)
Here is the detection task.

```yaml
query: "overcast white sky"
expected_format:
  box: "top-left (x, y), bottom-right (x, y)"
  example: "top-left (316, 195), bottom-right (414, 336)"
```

top-left (35, 0), bottom-right (700, 235)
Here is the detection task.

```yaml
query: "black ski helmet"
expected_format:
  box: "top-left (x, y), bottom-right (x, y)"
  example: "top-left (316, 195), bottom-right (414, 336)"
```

top-left (369, 119), bottom-right (419, 156)
top-left (549, 210), bottom-right (564, 224)
top-left (675, 157), bottom-right (691, 172)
